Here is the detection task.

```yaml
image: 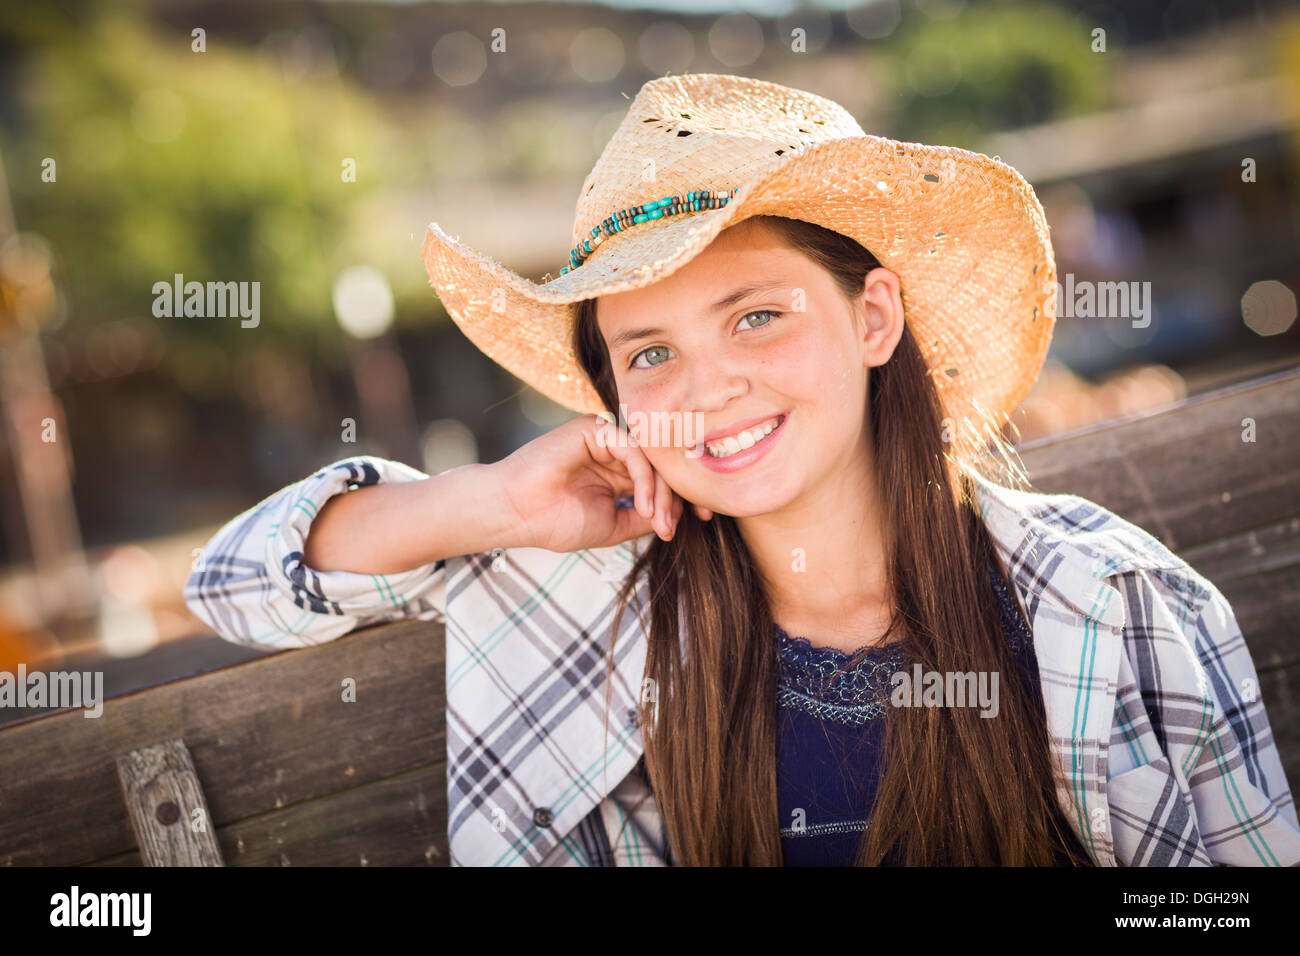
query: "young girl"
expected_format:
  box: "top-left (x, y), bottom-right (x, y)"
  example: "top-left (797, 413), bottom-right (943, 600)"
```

top-left (186, 74), bottom-right (1300, 867)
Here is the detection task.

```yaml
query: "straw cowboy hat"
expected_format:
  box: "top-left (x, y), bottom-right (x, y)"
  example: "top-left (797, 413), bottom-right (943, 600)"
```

top-left (420, 73), bottom-right (1057, 459)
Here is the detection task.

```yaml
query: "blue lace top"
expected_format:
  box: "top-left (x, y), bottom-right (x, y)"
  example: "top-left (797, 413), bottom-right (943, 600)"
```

top-left (776, 552), bottom-right (1045, 866)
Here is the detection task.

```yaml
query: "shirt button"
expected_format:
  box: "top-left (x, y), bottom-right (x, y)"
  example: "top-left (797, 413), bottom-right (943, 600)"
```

top-left (627, 708), bottom-right (640, 728)
top-left (532, 806), bottom-right (554, 828)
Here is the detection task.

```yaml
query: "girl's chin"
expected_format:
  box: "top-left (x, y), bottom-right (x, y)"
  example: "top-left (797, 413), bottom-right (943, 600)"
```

top-left (669, 469), bottom-right (797, 519)
top-left (696, 490), bottom-right (794, 520)
top-left (713, 506), bottom-right (779, 520)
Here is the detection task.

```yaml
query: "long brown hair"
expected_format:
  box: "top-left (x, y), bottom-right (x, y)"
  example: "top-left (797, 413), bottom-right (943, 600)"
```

top-left (573, 214), bottom-right (1093, 866)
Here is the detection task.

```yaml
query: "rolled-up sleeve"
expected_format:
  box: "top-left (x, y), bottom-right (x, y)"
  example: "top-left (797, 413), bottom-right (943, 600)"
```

top-left (184, 456), bottom-right (447, 649)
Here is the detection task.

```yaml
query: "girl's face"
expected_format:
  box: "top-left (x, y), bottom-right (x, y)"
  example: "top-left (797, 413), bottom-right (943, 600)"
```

top-left (595, 218), bottom-right (904, 518)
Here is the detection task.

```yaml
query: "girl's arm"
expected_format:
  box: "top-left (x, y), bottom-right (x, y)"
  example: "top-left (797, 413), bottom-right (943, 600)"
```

top-left (184, 456), bottom-right (513, 649)
top-left (302, 459), bottom-right (518, 573)
top-left (185, 414), bottom-right (689, 650)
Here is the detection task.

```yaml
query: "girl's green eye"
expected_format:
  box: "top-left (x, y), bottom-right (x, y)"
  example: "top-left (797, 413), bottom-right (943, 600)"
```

top-left (738, 309), bottom-right (779, 330)
top-left (630, 345), bottom-right (671, 369)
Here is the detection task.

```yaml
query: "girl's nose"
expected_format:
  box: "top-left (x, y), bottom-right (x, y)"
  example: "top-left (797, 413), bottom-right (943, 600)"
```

top-left (682, 355), bottom-right (749, 412)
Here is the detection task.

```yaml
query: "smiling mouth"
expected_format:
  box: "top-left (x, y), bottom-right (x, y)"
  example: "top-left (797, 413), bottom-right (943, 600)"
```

top-left (700, 414), bottom-right (786, 459)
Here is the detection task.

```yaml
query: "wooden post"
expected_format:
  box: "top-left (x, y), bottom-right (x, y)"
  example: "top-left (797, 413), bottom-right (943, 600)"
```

top-left (115, 739), bottom-right (224, 866)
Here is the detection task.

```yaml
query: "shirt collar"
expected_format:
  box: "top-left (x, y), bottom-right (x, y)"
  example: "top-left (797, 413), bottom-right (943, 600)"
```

top-left (965, 464), bottom-right (1193, 629)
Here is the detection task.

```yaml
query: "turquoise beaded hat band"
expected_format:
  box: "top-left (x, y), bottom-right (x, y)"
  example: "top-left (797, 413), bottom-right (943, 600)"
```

top-left (561, 188), bottom-right (742, 274)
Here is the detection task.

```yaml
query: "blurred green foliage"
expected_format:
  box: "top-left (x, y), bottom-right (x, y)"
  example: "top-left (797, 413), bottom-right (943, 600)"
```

top-left (880, 1), bottom-right (1111, 148)
top-left (0, 4), bottom-right (438, 387)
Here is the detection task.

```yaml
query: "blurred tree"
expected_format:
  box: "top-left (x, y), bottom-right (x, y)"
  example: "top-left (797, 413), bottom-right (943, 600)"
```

top-left (879, 1), bottom-right (1112, 148)
top-left (0, 4), bottom-right (429, 395)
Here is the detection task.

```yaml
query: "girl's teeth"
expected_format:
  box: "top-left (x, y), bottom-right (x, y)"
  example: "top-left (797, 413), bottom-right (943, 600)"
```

top-left (706, 416), bottom-right (781, 458)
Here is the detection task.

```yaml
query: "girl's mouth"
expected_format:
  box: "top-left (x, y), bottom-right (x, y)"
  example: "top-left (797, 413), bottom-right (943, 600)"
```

top-left (696, 413), bottom-right (788, 474)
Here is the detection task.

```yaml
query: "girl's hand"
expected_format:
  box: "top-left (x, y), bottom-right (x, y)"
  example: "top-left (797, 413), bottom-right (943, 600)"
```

top-left (492, 413), bottom-right (713, 554)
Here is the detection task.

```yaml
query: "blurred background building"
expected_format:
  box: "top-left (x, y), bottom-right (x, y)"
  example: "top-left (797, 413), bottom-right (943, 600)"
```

top-left (0, 0), bottom-right (1297, 721)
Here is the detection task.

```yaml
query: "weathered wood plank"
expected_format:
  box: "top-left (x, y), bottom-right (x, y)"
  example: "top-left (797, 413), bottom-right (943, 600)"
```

top-left (115, 739), bottom-right (224, 866)
top-left (1181, 516), bottom-right (1300, 585)
top-left (88, 763), bottom-right (449, 867)
top-left (1018, 368), bottom-right (1300, 552)
top-left (1259, 662), bottom-right (1300, 807)
top-left (0, 617), bottom-right (444, 865)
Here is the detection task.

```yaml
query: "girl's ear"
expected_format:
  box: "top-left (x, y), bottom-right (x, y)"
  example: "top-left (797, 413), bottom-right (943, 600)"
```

top-left (859, 267), bottom-right (905, 369)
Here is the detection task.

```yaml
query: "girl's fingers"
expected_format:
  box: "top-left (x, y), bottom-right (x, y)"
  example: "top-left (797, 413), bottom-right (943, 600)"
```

top-left (628, 444), bottom-right (657, 521)
top-left (615, 424), bottom-right (668, 530)
top-left (612, 494), bottom-right (656, 543)
top-left (653, 470), bottom-right (673, 540)
top-left (600, 424), bottom-right (655, 520)
top-left (589, 417), bottom-right (707, 535)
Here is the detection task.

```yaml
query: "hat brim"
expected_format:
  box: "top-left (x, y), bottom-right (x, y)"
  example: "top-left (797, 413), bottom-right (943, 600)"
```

top-left (420, 134), bottom-right (1056, 457)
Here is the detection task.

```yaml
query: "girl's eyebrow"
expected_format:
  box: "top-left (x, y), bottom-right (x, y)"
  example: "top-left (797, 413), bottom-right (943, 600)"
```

top-left (608, 280), bottom-right (790, 353)
top-left (608, 325), bottom-right (667, 353)
top-left (709, 279), bottom-right (789, 313)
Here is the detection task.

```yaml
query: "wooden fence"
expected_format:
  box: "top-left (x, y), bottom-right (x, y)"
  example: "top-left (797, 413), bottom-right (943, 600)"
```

top-left (2, 369), bottom-right (1296, 865)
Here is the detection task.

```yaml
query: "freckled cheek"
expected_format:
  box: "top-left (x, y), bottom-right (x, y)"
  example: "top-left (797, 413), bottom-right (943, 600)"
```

top-left (754, 340), bottom-right (839, 398)
top-left (618, 384), bottom-right (671, 425)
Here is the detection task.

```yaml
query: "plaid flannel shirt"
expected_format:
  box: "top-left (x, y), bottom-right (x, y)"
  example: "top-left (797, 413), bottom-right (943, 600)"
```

top-left (184, 455), bottom-right (1300, 867)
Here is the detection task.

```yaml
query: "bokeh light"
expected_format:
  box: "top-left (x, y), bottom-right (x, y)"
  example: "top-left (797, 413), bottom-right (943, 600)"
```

top-left (638, 20), bottom-right (694, 74)
top-left (708, 14), bottom-right (764, 68)
top-left (333, 265), bottom-right (395, 339)
top-left (422, 418), bottom-right (480, 476)
top-left (432, 31), bottom-right (488, 86)
top-left (570, 27), bottom-right (625, 83)
top-left (845, 0), bottom-right (902, 40)
top-left (1241, 280), bottom-right (1297, 337)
